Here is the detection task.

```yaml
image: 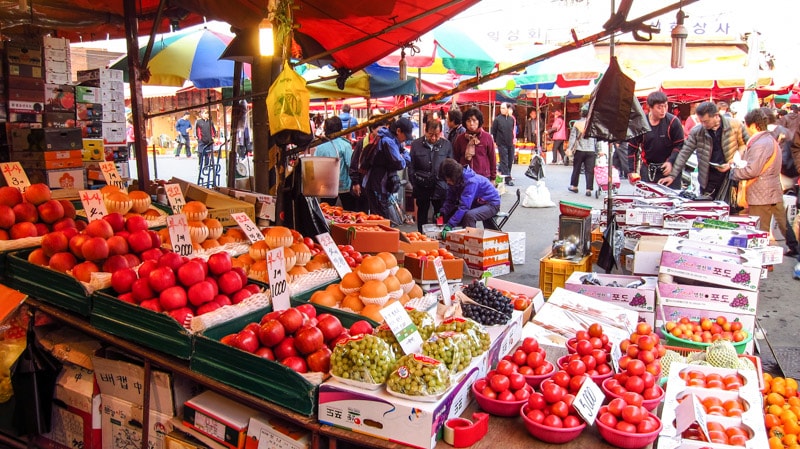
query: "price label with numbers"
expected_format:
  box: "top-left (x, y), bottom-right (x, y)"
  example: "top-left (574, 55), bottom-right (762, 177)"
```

top-left (675, 393), bottom-right (710, 442)
top-left (316, 232), bottom-right (351, 278)
top-left (99, 161), bottom-right (126, 190)
top-left (573, 376), bottom-right (605, 425)
top-left (267, 247), bottom-right (290, 310)
top-left (0, 162), bottom-right (31, 193)
top-left (432, 257), bottom-right (451, 306)
top-left (379, 301), bottom-right (423, 355)
top-left (164, 183), bottom-right (186, 214)
top-left (231, 212), bottom-right (264, 244)
top-left (78, 190), bottom-right (108, 221)
top-left (167, 214), bottom-right (194, 256)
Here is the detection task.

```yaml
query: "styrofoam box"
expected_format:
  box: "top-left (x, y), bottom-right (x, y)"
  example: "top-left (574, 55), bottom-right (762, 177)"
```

top-left (676, 200), bottom-right (731, 213)
top-left (564, 272), bottom-right (657, 315)
top-left (507, 231), bottom-right (526, 265)
top-left (103, 122), bottom-right (126, 144)
top-left (659, 237), bottom-right (763, 292)
top-left (657, 282), bottom-right (757, 316)
top-left (604, 195), bottom-right (639, 210)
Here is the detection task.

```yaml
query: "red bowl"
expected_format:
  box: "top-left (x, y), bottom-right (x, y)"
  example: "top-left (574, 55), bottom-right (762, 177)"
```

top-left (523, 361), bottom-right (556, 389)
top-left (566, 338), bottom-right (578, 354)
top-left (596, 411), bottom-right (661, 449)
top-left (471, 381), bottom-right (532, 417)
top-left (589, 370), bottom-right (614, 386)
top-left (520, 405), bottom-right (586, 444)
top-left (556, 355), bottom-right (570, 370)
top-left (601, 378), bottom-right (665, 411)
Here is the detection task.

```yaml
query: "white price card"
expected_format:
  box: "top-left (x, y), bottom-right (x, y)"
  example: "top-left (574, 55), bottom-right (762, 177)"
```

top-left (675, 393), bottom-right (710, 442)
top-left (573, 376), bottom-right (605, 425)
top-left (316, 232), bottom-right (352, 278)
top-left (609, 335), bottom-right (623, 373)
top-left (267, 246), bottom-right (290, 310)
top-left (98, 161), bottom-right (126, 190)
top-left (164, 183), bottom-right (186, 215)
top-left (0, 162), bottom-right (31, 193)
top-left (78, 190), bottom-right (108, 221)
top-left (167, 214), bottom-right (194, 256)
top-left (379, 301), bottom-right (423, 355)
top-left (433, 257), bottom-right (452, 306)
top-left (231, 212), bottom-right (264, 244)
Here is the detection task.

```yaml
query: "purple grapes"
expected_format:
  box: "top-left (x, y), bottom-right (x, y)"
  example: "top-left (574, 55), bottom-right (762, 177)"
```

top-left (629, 293), bottom-right (646, 307)
top-left (731, 269), bottom-right (751, 285)
top-left (730, 294), bottom-right (750, 309)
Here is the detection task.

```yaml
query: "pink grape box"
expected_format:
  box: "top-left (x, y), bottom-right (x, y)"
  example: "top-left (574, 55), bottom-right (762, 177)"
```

top-left (662, 210), bottom-right (729, 230)
top-left (564, 271), bottom-right (657, 319)
top-left (658, 237), bottom-right (762, 292)
top-left (657, 282), bottom-right (758, 316)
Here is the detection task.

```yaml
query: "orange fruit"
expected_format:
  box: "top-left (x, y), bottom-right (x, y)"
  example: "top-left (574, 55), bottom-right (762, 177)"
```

top-left (769, 392), bottom-right (787, 407)
top-left (770, 436), bottom-right (785, 449)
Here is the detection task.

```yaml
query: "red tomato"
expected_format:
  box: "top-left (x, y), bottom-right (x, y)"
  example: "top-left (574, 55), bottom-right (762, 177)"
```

top-left (551, 371), bottom-right (571, 389)
top-left (604, 378), bottom-right (620, 391)
top-left (622, 391), bottom-right (644, 407)
top-left (534, 362), bottom-right (554, 375)
top-left (512, 349), bottom-right (528, 367)
top-left (541, 381), bottom-right (566, 403)
top-left (621, 405), bottom-right (645, 425)
top-left (563, 415), bottom-right (583, 428)
top-left (542, 414), bottom-right (563, 428)
top-left (496, 360), bottom-right (515, 376)
top-left (518, 365), bottom-right (534, 376)
top-left (566, 359), bottom-right (587, 377)
top-left (638, 416), bottom-right (660, 434)
top-left (489, 374), bottom-right (510, 393)
top-left (576, 340), bottom-right (594, 356)
top-left (640, 371), bottom-right (656, 389)
top-left (642, 385), bottom-right (662, 400)
top-left (591, 348), bottom-right (608, 365)
top-left (481, 386), bottom-right (497, 399)
top-left (497, 390), bottom-right (516, 402)
top-left (514, 388), bottom-right (531, 401)
top-left (527, 392), bottom-right (546, 410)
top-left (569, 375), bottom-right (586, 394)
top-left (626, 359), bottom-right (646, 376)
top-left (728, 434), bottom-right (747, 446)
top-left (615, 421), bottom-right (637, 433)
top-left (581, 354), bottom-right (597, 372)
top-left (526, 408), bottom-right (545, 423)
top-left (526, 351), bottom-right (544, 368)
top-left (521, 337), bottom-right (539, 354)
top-left (625, 376), bottom-right (645, 394)
top-left (607, 398), bottom-right (627, 417)
top-left (550, 401), bottom-right (569, 418)
top-left (562, 394), bottom-right (575, 409)
top-left (508, 373), bottom-right (526, 391)
top-left (596, 363), bottom-right (612, 375)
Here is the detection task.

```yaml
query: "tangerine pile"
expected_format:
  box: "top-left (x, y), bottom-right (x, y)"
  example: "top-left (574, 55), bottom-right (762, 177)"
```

top-left (763, 374), bottom-right (800, 449)
top-left (405, 248), bottom-right (456, 260)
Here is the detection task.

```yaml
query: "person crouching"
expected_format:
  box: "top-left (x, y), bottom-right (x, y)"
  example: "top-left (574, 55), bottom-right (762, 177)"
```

top-left (438, 158), bottom-right (501, 237)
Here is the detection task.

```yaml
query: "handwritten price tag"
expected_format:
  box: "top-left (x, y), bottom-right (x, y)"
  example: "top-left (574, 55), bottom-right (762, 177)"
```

top-left (675, 393), bottom-right (710, 442)
top-left (164, 183), bottom-right (186, 214)
top-left (78, 190), bottom-right (108, 221)
top-left (379, 301), bottom-right (423, 355)
top-left (609, 335), bottom-right (623, 373)
top-left (99, 161), bottom-right (126, 190)
top-left (266, 247), bottom-right (290, 310)
top-left (573, 376), bottom-right (605, 425)
top-left (0, 162), bottom-right (31, 193)
top-left (167, 214), bottom-right (194, 256)
top-left (316, 232), bottom-right (351, 278)
top-left (231, 212), bottom-right (264, 244)
top-left (433, 257), bottom-right (452, 306)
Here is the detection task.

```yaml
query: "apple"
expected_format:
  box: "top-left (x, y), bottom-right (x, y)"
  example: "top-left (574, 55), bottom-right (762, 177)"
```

top-left (329, 331), bottom-right (350, 349)
top-left (254, 347), bottom-right (275, 360)
top-left (349, 320), bottom-right (374, 336)
top-left (137, 259), bottom-right (158, 279)
top-left (0, 205), bottom-right (16, 229)
top-left (205, 277), bottom-right (219, 296)
top-left (244, 283), bottom-right (261, 295)
top-left (106, 235), bottom-right (130, 256)
top-left (158, 252), bottom-right (184, 272)
top-left (233, 330), bottom-right (260, 353)
top-left (27, 248), bottom-right (49, 266)
top-left (231, 266), bottom-right (248, 286)
top-left (102, 213), bottom-right (125, 233)
top-left (84, 219), bottom-right (114, 239)
top-left (178, 260), bottom-right (206, 287)
top-left (23, 183), bottom-right (52, 206)
top-left (213, 294), bottom-right (232, 307)
top-left (128, 229), bottom-right (154, 253)
top-left (274, 337), bottom-right (298, 360)
top-left (41, 231), bottom-right (69, 257)
top-left (139, 299), bottom-right (163, 313)
top-left (317, 315), bottom-right (344, 341)
top-left (260, 310), bottom-right (281, 324)
top-left (52, 217), bottom-right (77, 233)
top-left (48, 252), bottom-right (77, 273)
top-left (0, 186), bottom-right (23, 207)
top-left (207, 252), bottom-right (232, 276)
top-left (306, 347), bottom-right (331, 372)
top-left (196, 301), bottom-right (222, 316)
top-left (147, 230), bottom-right (162, 249)
top-left (117, 293), bottom-right (136, 304)
top-left (131, 278), bottom-right (155, 303)
top-left (111, 267), bottom-right (138, 294)
top-left (258, 319), bottom-right (286, 347)
top-left (123, 253), bottom-right (141, 268)
top-left (72, 261), bottom-right (100, 282)
top-left (159, 285), bottom-right (188, 310)
top-left (12, 202), bottom-right (38, 223)
top-left (36, 200), bottom-right (64, 224)
top-left (58, 199), bottom-right (76, 219)
top-left (281, 356), bottom-right (308, 373)
top-left (81, 236), bottom-right (110, 262)
top-left (231, 289), bottom-right (253, 304)
top-left (34, 223), bottom-right (49, 236)
top-left (188, 280), bottom-right (215, 306)
top-left (124, 215), bottom-right (149, 233)
top-left (296, 303), bottom-right (317, 319)
top-left (217, 270), bottom-right (243, 296)
top-left (139, 248), bottom-right (164, 261)
top-left (68, 234), bottom-right (88, 259)
top-left (168, 307), bottom-right (194, 327)
top-left (148, 266), bottom-right (176, 292)
top-left (294, 326), bottom-right (324, 355)
top-left (102, 254), bottom-right (130, 273)
top-left (10, 222), bottom-right (37, 239)
top-left (278, 308), bottom-right (304, 334)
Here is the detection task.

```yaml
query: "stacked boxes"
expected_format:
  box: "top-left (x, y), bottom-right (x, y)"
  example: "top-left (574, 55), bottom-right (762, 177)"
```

top-left (20, 128), bottom-right (85, 193)
top-left (564, 272), bottom-right (657, 326)
top-left (446, 228), bottom-right (511, 277)
top-left (43, 37), bottom-right (74, 129)
top-left (37, 364), bottom-right (101, 449)
top-left (6, 40), bottom-right (44, 123)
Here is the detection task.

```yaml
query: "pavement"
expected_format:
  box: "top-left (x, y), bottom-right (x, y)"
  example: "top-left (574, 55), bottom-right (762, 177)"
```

top-left (133, 154), bottom-right (800, 378)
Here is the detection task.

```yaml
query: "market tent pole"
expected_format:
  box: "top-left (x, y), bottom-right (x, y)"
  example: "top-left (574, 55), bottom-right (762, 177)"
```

top-left (605, 0), bottom-right (616, 273)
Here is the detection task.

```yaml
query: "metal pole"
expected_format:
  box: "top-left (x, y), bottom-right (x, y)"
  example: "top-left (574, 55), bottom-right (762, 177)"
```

top-left (605, 0), bottom-right (617, 273)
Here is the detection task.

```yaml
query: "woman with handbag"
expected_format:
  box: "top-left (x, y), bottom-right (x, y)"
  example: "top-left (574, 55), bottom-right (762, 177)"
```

top-left (567, 104), bottom-right (604, 196)
top-left (409, 119), bottom-right (453, 232)
top-left (728, 108), bottom-right (788, 242)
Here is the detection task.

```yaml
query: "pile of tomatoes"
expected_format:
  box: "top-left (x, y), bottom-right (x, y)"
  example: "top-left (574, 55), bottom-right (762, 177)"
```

top-left (597, 395), bottom-right (660, 434)
top-left (678, 369), bottom-right (745, 390)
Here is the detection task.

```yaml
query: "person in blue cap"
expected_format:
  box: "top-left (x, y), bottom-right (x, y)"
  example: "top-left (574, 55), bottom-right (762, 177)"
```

top-left (438, 158), bottom-right (501, 238)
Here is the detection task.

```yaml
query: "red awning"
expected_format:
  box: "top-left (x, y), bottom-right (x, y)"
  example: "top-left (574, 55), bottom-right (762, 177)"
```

top-left (0, 0), bottom-right (479, 73)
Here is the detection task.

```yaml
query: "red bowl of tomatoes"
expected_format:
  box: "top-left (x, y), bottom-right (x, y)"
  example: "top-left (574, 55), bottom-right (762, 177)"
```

top-left (566, 337), bottom-right (612, 354)
top-left (523, 360), bottom-right (556, 389)
top-left (557, 356), bottom-right (613, 386)
top-left (602, 378), bottom-right (665, 411)
top-left (520, 404), bottom-right (586, 444)
top-left (596, 410), bottom-right (662, 449)
top-left (471, 380), bottom-right (533, 417)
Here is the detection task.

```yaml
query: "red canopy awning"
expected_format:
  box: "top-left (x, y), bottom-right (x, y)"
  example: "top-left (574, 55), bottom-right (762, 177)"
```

top-left (0, 0), bottom-right (479, 74)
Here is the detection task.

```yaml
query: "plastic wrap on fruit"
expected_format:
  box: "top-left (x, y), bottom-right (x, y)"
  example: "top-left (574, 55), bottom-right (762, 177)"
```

top-left (386, 354), bottom-right (451, 396)
top-left (625, 278), bottom-right (646, 289)
top-left (405, 307), bottom-right (435, 341)
top-left (580, 273), bottom-right (602, 286)
top-left (330, 334), bottom-right (396, 385)
top-left (422, 331), bottom-right (473, 373)
top-left (375, 324), bottom-right (402, 357)
top-left (435, 317), bottom-right (490, 357)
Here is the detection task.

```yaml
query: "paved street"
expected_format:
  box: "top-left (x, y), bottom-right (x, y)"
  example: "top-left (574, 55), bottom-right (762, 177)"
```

top-left (133, 154), bottom-right (800, 377)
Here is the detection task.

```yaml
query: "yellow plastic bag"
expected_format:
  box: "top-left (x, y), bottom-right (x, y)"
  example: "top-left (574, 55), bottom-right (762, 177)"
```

top-left (267, 61), bottom-right (311, 135)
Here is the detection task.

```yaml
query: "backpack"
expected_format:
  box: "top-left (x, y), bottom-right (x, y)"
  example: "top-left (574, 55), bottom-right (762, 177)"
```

top-left (357, 138), bottom-right (380, 174)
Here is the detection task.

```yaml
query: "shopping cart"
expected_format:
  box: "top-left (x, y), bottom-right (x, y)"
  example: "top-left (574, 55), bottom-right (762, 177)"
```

top-left (594, 162), bottom-right (620, 198)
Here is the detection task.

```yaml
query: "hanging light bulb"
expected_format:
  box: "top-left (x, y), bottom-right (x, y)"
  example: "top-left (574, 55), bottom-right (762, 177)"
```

top-left (259, 18), bottom-right (275, 57)
top-left (671, 9), bottom-right (688, 68)
top-left (399, 48), bottom-right (408, 81)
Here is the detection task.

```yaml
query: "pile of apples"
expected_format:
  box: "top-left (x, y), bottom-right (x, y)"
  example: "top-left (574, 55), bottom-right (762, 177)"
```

top-left (221, 303), bottom-right (375, 374)
top-left (618, 322), bottom-right (666, 377)
top-left (337, 244), bottom-right (364, 268)
top-left (0, 184), bottom-right (79, 240)
top-left (109, 251), bottom-right (262, 326)
top-left (664, 316), bottom-right (748, 344)
top-left (28, 212), bottom-right (157, 281)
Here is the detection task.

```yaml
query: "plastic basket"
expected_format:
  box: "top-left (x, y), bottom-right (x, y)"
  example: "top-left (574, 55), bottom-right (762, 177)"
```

top-left (662, 345), bottom-right (764, 392)
top-left (559, 200), bottom-right (592, 218)
top-left (662, 326), bottom-right (753, 354)
top-left (539, 252), bottom-right (592, 298)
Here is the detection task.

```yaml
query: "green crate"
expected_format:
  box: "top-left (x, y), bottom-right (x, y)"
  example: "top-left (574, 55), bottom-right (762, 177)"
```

top-left (90, 288), bottom-right (194, 359)
top-left (538, 252), bottom-right (592, 298)
top-left (6, 249), bottom-right (93, 316)
top-left (662, 327), bottom-right (753, 355)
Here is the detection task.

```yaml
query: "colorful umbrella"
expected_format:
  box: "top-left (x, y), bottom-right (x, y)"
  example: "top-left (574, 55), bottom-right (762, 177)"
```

top-left (110, 28), bottom-right (251, 88)
top-left (634, 63), bottom-right (773, 102)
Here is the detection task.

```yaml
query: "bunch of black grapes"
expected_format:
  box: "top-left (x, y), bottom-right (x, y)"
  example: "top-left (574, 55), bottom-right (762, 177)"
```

top-left (460, 280), bottom-right (513, 325)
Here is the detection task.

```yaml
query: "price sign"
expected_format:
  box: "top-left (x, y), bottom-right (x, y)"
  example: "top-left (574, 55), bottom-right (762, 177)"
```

top-left (267, 247), bottom-right (290, 310)
top-left (164, 183), bottom-right (186, 214)
top-left (99, 161), bottom-right (126, 190)
top-left (167, 214), bottom-right (194, 256)
top-left (231, 212), bottom-right (264, 244)
top-left (78, 190), bottom-right (108, 221)
top-left (316, 232), bottom-right (351, 278)
top-left (379, 301), bottom-right (423, 355)
top-left (609, 335), bottom-right (623, 373)
top-left (432, 257), bottom-right (452, 306)
top-left (573, 376), bottom-right (605, 425)
top-left (0, 162), bottom-right (31, 193)
top-left (675, 393), bottom-right (710, 442)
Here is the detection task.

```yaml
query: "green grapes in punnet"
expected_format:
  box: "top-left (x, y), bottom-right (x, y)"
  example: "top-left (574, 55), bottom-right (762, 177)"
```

top-left (435, 317), bottom-right (490, 357)
top-left (405, 308), bottom-right (435, 341)
top-left (375, 323), bottom-right (402, 356)
top-left (330, 334), bottom-right (397, 384)
top-left (461, 280), bottom-right (513, 325)
top-left (387, 354), bottom-right (451, 396)
top-left (422, 331), bottom-right (473, 373)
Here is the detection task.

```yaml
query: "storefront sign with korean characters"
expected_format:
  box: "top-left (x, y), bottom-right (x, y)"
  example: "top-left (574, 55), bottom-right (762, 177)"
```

top-left (0, 162), bottom-right (31, 193)
top-left (78, 190), bottom-right (108, 222)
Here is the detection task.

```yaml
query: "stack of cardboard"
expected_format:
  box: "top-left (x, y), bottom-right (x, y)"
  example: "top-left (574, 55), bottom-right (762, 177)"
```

top-left (445, 228), bottom-right (511, 277)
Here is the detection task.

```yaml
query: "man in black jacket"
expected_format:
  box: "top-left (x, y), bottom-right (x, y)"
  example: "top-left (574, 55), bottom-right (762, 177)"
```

top-left (195, 109), bottom-right (217, 169)
top-left (492, 102), bottom-right (516, 186)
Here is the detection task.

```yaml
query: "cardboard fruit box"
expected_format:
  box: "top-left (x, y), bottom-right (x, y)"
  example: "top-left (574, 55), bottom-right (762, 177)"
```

top-left (658, 237), bottom-right (763, 292)
top-left (329, 223), bottom-right (399, 253)
top-left (5, 249), bottom-right (93, 316)
top-left (402, 254), bottom-right (464, 282)
top-left (170, 178), bottom-right (256, 227)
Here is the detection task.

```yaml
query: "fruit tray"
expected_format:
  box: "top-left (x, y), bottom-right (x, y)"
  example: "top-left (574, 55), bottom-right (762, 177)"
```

top-left (5, 249), bottom-right (93, 316)
top-left (662, 326), bottom-right (752, 354)
top-left (662, 345), bottom-right (764, 392)
top-left (191, 300), bottom-right (362, 417)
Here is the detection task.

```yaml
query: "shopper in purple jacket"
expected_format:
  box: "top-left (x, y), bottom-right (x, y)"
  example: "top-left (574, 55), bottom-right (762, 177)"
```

top-left (438, 158), bottom-right (501, 238)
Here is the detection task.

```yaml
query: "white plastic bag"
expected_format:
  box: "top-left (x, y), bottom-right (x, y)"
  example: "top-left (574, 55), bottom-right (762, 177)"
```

top-left (522, 181), bottom-right (556, 208)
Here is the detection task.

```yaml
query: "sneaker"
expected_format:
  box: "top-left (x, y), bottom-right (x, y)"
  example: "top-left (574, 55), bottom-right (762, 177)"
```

top-left (568, 186), bottom-right (578, 193)
top-left (586, 190), bottom-right (592, 196)
top-left (786, 248), bottom-right (799, 257)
